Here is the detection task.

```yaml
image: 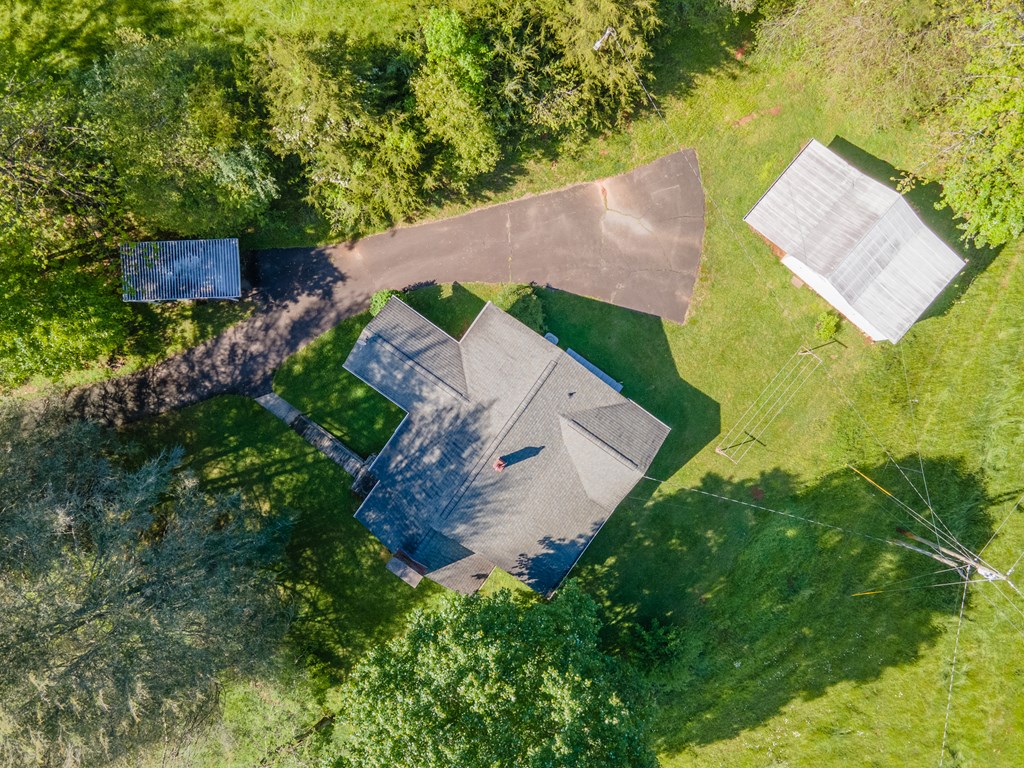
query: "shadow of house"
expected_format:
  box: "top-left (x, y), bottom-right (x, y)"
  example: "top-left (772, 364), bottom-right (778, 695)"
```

top-left (538, 289), bottom-right (721, 477)
top-left (572, 454), bottom-right (996, 755)
top-left (827, 136), bottom-right (1004, 323)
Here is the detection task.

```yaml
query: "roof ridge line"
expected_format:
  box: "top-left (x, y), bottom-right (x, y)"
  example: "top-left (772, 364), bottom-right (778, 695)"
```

top-left (828, 186), bottom-right (905, 281)
top-left (369, 334), bottom-right (469, 403)
top-left (562, 417), bottom-right (640, 470)
top-left (434, 357), bottom-right (560, 524)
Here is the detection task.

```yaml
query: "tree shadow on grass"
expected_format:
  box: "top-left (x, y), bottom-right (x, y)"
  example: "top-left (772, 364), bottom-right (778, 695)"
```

top-left (400, 5), bottom-right (750, 215)
top-left (827, 136), bottom-right (1004, 323)
top-left (128, 395), bottom-right (442, 684)
top-left (2, 0), bottom-right (180, 72)
top-left (279, 478), bottom-right (446, 682)
top-left (648, 5), bottom-right (753, 102)
top-left (575, 453), bottom-right (998, 753)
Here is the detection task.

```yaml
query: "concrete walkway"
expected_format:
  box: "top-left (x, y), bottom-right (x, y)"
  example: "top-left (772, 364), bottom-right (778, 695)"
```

top-left (256, 393), bottom-right (369, 479)
top-left (68, 151), bottom-right (705, 425)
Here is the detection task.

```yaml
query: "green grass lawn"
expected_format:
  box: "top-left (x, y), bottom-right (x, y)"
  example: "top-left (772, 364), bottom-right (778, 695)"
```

top-left (121, 10), bottom-right (1024, 767)
top-left (149, 246), bottom-right (1023, 766)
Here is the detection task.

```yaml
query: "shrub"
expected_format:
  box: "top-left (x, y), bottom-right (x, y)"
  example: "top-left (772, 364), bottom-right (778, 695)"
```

top-left (814, 310), bottom-right (841, 341)
top-left (370, 288), bottom-right (405, 316)
top-left (493, 283), bottom-right (546, 333)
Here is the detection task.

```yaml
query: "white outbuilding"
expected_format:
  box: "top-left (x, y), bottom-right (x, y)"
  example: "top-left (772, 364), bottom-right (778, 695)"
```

top-left (121, 238), bottom-right (241, 302)
top-left (744, 140), bottom-right (965, 342)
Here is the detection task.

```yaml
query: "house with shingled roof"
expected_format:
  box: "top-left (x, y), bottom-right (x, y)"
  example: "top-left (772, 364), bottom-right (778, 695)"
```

top-left (343, 297), bottom-right (670, 596)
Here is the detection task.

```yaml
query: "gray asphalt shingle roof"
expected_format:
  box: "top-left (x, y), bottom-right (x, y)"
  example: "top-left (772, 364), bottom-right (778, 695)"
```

top-left (744, 140), bottom-right (965, 342)
top-left (344, 298), bottom-right (670, 595)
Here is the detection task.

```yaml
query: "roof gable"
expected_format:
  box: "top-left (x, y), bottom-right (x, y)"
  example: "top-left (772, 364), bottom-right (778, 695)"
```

top-left (343, 300), bottom-right (670, 595)
top-left (347, 298), bottom-right (468, 404)
top-left (744, 140), bottom-right (965, 341)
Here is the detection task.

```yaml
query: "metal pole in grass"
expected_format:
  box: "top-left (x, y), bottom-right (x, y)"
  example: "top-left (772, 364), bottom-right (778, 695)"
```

top-left (592, 26), bottom-right (666, 122)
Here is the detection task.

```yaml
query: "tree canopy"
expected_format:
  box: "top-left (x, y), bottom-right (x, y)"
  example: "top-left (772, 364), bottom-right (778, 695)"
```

top-left (0, 402), bottom-right (290, 767)
top-left (934, 0), bottom-right (1024, 246)
top-left (336, 585), bottom-right (656, 768)
top-left (87, 29), bottom-right (278, 237)
top-left (0, 70), bottom-right (131, 387)
top-left (1, 0), bottom-right (1021, 384)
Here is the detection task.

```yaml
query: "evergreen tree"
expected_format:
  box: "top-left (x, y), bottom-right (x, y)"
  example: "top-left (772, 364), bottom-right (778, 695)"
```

top-left (87, 30), bottom-right (277, 237)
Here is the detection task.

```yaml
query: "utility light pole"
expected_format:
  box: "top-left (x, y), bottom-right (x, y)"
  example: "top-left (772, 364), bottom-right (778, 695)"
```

top-left (593, 26), bottom-right (616, 51)
top-left (892, 528), bottom-right (1008, 583)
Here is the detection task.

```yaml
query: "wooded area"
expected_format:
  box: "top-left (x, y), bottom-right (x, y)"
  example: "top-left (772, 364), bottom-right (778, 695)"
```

top-left (1, 1), bottom-right (1024, 765)
top-left (0, 401), bottom-right (289, 767)
top-left (0, 0), bottom-right (1021, 389)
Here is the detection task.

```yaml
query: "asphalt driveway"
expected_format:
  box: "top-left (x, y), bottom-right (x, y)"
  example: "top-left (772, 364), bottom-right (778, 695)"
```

top-left (69, 151), bottom-right (705, 424)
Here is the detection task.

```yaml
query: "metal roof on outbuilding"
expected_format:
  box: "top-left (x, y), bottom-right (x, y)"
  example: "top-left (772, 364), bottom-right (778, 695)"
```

top-left (744, 140), bottom-right (965, 342)
top-left (120, 239), bottom-right (241, 302)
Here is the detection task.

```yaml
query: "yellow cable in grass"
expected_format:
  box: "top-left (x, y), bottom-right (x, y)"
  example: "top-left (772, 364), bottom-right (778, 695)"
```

top-left (848, 464), bottom-right (895, 498)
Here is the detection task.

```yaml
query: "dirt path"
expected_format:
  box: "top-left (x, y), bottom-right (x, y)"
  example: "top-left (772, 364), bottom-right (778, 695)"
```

top-left (68, 151), bottom-right (705, 425)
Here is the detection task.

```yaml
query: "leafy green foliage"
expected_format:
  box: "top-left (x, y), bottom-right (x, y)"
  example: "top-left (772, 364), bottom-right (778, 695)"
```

top-left (0, 69), bottom-right (132, 387)
top-left (336, 585), bottom-right (656, 768)
top-left (756, 0), bottom-right (1021, 244)
top-left (0, 265), bottom-right (132, 389)
top-left (935, 0), bottom-right (1024, 246)
top-left (255, 0), bottom-right (660, 233)
top-left (465, 0), bottom-right (659, 142)
top-left (757, 0), bottom-right (967, 127)
top-left (369, 288), bottom-right (405, 316)
top-left (413, 8), bottom-right (499, 185)
top-left (0, 402), bottom-right (290, 767)
top-left (87, 29), bottom-right (277, 236)
top-left (0, 73), bottom-right (117, 266)
top-left (493, 282), bottom-right (546, 333)
top-left (814, 310), bottom-right (840, 341)
top-left (255, 33), bottom-right (424, 235)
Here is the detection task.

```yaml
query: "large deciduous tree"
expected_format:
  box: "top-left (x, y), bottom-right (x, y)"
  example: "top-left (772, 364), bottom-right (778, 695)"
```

top-left (87, 29), bottom-right (277, 237)
top-left (936, 0), bottom-right (1024, 247)
top-left (0, 69), bottom-right (131, 388)
top-left (0, 402), bottom-right (290, 767)
top-left (336, 585), bottom-right (657, 768)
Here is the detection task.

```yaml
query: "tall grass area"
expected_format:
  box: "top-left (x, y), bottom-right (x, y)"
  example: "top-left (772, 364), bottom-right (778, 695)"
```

top-left (124, 11), bottom-right (1024, 768)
